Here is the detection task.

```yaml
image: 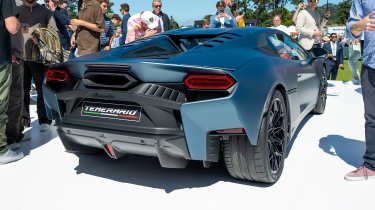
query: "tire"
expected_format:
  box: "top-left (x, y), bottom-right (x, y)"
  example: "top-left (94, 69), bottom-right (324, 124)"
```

top-left (311, 66), bottom-right (327, 114)
top-left (223, 90), bottom-right (289, 183)
top-left (57, 128), bottom-right (102, 155)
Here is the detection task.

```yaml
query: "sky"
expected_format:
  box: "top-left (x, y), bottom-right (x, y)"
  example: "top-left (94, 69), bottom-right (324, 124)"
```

top-left (111, 0), bottom-right (345, 26)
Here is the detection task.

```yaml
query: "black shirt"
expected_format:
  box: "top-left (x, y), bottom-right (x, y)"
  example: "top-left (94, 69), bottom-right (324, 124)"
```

top-left (0, 0), bottom-right (18, 64)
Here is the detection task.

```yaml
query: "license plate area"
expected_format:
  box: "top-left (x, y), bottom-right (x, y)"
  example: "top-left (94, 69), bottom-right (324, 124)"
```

top-left (81, 101), bottom-right (142, 122)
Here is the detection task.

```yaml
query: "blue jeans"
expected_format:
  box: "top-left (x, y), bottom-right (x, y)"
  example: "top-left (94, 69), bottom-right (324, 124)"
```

top-left (348, 50), bottom-right (361, 80)
top-left (325, 59), bottom-right (339, 80)
top-left (361, 66), bottom-right (375, 170)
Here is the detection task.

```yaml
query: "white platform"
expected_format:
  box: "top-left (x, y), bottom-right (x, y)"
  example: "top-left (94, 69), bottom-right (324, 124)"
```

top-left (0, 81), bottom-right (371, 210)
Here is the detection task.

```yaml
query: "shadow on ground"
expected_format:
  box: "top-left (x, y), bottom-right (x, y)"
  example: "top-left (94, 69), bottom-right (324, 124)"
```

top-left (74, 153), bottom-right (273, 193)
top-left (285, 115), bottom-right (312, 158)
top-left (18, 120), bottom-right (57, 156)
top-left (319, 135), bottom-right (365, 168)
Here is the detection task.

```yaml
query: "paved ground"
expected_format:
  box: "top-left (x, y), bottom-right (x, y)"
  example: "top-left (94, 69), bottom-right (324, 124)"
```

top-left (0, 81), bottom-right (371, 210)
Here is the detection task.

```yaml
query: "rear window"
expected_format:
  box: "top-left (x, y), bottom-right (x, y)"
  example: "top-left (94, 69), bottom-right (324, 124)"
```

top-left (123, 36), bottom-right (181, 59)
top-left (123, 34), bottom-right (222, 59)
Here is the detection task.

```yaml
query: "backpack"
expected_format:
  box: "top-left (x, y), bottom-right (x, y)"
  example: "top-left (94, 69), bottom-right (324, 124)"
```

top-left (31, 28), bottom-right (69, 65)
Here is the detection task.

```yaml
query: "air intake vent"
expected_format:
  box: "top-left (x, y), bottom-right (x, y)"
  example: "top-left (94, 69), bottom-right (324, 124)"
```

top-left (83, 65), bottom-right (137, 90)
top-left (135, 84), bottom-right (186, 103)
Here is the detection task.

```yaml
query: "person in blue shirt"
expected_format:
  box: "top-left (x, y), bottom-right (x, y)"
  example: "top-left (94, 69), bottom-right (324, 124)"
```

top-left (46, 0), bottom-right (71, 50)
top-left (99, 0), bottom-right (114, 50)
top-left (345, 0), bottom-right (375, 181)
top-left (119, 3), bottom-right (130, 45)
top-left (210, 1), bottom-right (234, 28)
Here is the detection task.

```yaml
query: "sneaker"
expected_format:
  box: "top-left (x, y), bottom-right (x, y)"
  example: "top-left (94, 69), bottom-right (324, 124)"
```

top-left (9, 143), bottom-right (21, 150)
top-left (351, 79), bottom-right (360, 85)
top-left (40, 124), bottom-right (50, 132)
top-left (344, 165), bottom-right (375, 181)
top-left (0, 149), bottom-right (24, 165)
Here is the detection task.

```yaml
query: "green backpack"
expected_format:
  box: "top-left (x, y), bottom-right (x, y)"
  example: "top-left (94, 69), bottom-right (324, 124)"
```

top-left (32, 28), bottom-right (69, 65)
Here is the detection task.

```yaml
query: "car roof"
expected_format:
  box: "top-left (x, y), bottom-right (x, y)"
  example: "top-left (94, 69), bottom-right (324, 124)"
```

top-left (164, 27), bottom-right (277, 37)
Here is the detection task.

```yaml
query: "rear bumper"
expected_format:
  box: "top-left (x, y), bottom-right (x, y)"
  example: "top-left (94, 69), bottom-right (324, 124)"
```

top-left (57, 123), bottom-right (191, 168)
top-left (43, 81), bottom-right (253, 163)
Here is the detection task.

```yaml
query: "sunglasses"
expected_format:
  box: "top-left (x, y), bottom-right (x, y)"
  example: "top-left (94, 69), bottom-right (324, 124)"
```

top-left (153, 5), bottom-right (162, 8)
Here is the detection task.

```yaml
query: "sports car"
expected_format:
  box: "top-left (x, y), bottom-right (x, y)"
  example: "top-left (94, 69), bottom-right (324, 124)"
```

top-left (43, 27), bottom-right (327, 183)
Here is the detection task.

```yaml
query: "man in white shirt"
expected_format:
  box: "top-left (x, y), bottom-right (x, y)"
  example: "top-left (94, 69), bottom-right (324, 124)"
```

top-left (152, 0), bottom-right (170, 32)
top-left (271, 15), bottom-right (289, 34)
top-left (270, 15), bottom-right (299, 38)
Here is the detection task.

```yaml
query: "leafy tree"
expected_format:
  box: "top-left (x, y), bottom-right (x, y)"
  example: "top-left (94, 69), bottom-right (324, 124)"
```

top-left (203, 15), bottom-right (212, 21)
top-left (66, 0), bottom-right (114, 18)
top-left (170, 16), bottom-right (180, 29)
top-left (66, 0), bottom-right (78, 19)
top-left (330, 0), bottom-right (352, 25)
top-left (107, 2), bottom-right (114, 15)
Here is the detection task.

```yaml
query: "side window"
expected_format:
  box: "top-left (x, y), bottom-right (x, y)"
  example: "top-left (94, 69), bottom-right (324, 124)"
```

top-left (266, 33), bottom-right (293, 60)
top-left (266, 33), bottom-right (309, 61)
top-left (283, 35), bottom-right (309, 61)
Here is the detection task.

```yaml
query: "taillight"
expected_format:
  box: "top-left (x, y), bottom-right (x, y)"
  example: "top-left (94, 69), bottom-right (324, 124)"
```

top-left (216, 128), bottom-right (246, 134)
top-left (184, 74), bottom-right (235, 90)
top-left (46, 69), bottom-right (69, 82)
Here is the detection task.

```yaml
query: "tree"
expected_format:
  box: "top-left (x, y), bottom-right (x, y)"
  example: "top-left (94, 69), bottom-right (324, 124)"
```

top-left (107, 2), bottom-right (114, 15)
top-left (330, 0), bottom-right (352, 25)
top-left (170, 16), bottom-right (180, 29)
top-left (203, 15), bottom-right (212, 21)
top-left (66, 0), bottom-right (78, 19)
top-left (66, 0), bottom-right (114, 18)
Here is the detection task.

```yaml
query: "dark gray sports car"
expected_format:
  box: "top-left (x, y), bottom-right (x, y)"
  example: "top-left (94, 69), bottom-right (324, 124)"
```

top-left (43, 27), bottom-right (327, 183)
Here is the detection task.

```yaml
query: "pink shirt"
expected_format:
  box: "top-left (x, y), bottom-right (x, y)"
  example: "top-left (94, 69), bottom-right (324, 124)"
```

top-left (125, 12), bottom-right (161, 44)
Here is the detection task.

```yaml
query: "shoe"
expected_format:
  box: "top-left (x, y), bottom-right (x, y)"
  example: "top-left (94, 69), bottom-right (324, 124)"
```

top-left (351, 79), bottom-right (360, 85)
top-left (40, 123), bottom-right (50, 132)
top-left (9, 143), bottom-right (21, 150)
top-left (344, 165), bottom-right (375, 181)
top-left (0, 149), bottom-right (24, 165)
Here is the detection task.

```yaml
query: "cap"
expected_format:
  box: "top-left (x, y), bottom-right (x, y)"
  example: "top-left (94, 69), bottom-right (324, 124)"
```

top-left (140, 11), bottom-right (159, 30)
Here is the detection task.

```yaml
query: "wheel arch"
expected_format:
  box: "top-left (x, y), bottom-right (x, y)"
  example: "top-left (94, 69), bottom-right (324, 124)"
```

top-left (254, 83), bottom-right (291, 145)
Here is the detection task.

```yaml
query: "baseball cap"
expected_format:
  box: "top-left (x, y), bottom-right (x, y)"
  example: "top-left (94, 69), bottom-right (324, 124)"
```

top-left (140, 11), bottom-right (159, 30)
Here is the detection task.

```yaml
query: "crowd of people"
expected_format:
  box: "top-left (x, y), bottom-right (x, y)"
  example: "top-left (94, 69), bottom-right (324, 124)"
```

top-left (0, 0), bottom-right (172, 164)
top-left (0, 0), bottom-right (374, 181)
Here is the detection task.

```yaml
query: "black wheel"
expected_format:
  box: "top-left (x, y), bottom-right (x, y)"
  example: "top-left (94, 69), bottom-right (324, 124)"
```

top-left (57, 128), bottom-right (102, 155)
top-left (223, 90), bottom-right (289, 183)
top-left (312, 66), bottom-right (327, 114)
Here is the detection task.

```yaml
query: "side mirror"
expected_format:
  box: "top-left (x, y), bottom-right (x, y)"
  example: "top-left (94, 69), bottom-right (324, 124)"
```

top-left (311, 47), bottom-right (328, 59)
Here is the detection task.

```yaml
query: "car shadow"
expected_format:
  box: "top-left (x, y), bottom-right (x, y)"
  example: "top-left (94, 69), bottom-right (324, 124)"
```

top-left (74, 153), bottom-right (274, 193)
top-left (327, 94), bottom-right (339, 96)
top-left (285, 115), bottom-right (313, 158)
top-left (319, 135), bottom-right (365, 168)
top-left (18, 120), bottom-right (57, 156)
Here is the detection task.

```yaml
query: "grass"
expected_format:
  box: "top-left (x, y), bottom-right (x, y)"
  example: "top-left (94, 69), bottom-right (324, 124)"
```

top-left (335, 59), bottom-right (362, 81)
